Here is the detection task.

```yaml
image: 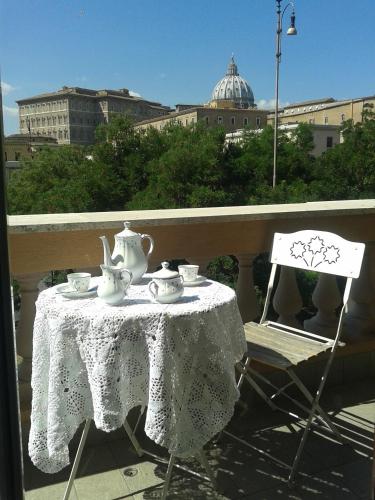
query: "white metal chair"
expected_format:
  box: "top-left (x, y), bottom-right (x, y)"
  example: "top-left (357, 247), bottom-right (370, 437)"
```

top-left (228, 230), bottom-right (365, 485)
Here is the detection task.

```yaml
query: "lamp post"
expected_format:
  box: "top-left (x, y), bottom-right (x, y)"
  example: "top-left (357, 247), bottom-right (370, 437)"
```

top-left (273, 0), bottom-right (297, 189)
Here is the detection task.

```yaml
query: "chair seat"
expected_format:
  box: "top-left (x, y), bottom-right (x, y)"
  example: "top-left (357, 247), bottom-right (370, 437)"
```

top-left (244, 322), bottom-right (334, 370)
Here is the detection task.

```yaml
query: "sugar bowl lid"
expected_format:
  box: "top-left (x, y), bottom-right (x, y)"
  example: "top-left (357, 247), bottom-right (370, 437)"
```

top-left (152, 262), bottom-right (179, 279)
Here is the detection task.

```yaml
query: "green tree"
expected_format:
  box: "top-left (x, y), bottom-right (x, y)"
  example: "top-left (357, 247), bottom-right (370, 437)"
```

top-left (127, 122), bottom-right (230, 209)
top-left (7, 146), bottom-right (113, 214)
top-left (311, 111), bottom-right (375, 200)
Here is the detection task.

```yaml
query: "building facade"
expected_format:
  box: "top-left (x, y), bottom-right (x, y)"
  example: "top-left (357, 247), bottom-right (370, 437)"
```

top-left (4, 133), bottom-right (58, 161)
top-left (137, 57), bottom-right (267, 133)
top-left (17, 87), bottom-right (171, 145)
top-left (225, 123), bottom-right (340, 157)
top-left (271, 96), bottom-right (375, 127)
top-left (136, 107), bottom-right (268, 133)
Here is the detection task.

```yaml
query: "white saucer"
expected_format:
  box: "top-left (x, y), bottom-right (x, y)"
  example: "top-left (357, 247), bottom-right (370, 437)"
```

top-left (183, 275), bottom-right (207, 287)
top-left (55, 283), bottom-right (98, 299)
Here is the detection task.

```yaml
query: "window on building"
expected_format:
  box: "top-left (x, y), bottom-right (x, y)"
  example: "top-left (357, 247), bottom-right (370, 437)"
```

top-left (341, 113), bottom-right (345, 122)
top-left (217, 116), bottom-right (223, 124)
top-left (15, 152), bottom-right (21, 160)
top-left (231, 117), bottom-right (235, 125)
top-left (309, 118), bottom-right (315, 124)
top-left (326, 136), bottom-right (333, 148)
top-left (64, 115), bottom-right (67, 124)
top-left (324, 116), bottom-right (329, 124)
top-left (256, 116), bottom-right (261, 128)
top-left (4, 151), bottom-right (7, 161)
top-left (243, 117), bottom-right (248, 126)
top-left (64, 130), bottom-right (68, 139)
top-left (52, 116), bottom-right (56, 125)
top-left (58, 130), bottom-right (63, 139)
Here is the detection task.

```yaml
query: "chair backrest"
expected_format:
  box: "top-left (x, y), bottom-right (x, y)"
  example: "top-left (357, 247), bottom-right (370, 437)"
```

top-left (270, 230), bottom-right (365, 278)
top-left (259, 230), bottom-right (365, 333)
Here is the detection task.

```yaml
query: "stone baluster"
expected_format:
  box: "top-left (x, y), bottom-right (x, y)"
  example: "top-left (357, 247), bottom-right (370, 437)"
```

top-left (273, 267), bottom-right (302, 328)
top-left (304, 274), bottom-right (342, 337)
top-left (15, 272), bottom-right (45, 405)
top-left (235, 254), bottom-right (260, 324)
top-left (344, 243), bottom-right (375, 337)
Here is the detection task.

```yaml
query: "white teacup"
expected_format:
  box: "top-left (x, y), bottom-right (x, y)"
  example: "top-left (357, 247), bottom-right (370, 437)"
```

top-left (178, 264), bottom-right (199, 282)
top-left (67, 272), bottom-right (91, 292)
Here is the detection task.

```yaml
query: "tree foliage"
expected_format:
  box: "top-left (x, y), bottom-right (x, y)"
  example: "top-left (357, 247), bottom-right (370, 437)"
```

top-left (7, 111), bottom-right (375, 216)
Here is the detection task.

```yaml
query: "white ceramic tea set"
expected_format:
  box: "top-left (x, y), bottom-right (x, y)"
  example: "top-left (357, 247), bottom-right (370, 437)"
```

top-left (56, 221), bottom-right (206, 305)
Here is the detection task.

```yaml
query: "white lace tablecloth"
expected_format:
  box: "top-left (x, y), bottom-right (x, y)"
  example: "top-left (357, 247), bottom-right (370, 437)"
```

top-left (29, 275), bottom-right (246, 473)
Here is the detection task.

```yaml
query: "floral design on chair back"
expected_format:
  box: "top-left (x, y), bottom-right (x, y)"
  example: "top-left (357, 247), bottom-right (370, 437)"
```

top-left (290, 236), bottom-right (340, 269)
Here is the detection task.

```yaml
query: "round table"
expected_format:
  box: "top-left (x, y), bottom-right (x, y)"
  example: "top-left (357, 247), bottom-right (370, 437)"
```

top-left (29, 275), bottom-right (246, 473)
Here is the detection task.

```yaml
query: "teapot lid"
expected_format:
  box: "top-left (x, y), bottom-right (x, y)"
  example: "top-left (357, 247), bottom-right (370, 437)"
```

top-left (115, 221), bottom-right (139, 239)
top-left (152, 262), bottom-right (179, 279)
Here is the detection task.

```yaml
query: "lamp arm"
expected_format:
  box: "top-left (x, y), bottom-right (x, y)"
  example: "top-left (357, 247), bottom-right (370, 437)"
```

top-left (281, 2), bottom-right (295, 21)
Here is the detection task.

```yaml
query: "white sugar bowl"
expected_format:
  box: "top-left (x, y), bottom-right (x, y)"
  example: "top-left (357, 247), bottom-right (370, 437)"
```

top-left (148, 262), bottom-right (184, 304)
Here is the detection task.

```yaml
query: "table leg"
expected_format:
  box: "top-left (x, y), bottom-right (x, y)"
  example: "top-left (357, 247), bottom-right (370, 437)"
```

top-left (161, 454), bottom-right (176, 500)
top-left (123, 418), bottom-right (144, 458)
top-left (62, 419), bottom-right (91, 500)
top-left (196, 449), bottom-right (217, 489)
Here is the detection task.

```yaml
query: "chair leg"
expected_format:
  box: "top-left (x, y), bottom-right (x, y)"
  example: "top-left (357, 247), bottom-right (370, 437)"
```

top-left (161, 454), bottom-right (176, 500)
top-left (288, 406), bottom-right (316, 486)
top-left (62, 419), bottom-right (91, 500)
top-left (287, 369), bottom-right (348, 443)
top-left (245, 373), bottom-right (278, 411)
top-left (237, 357), bottom-right (252, 391)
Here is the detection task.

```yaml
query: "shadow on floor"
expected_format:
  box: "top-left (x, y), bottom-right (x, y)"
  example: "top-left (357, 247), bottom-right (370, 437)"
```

top-left (23, 379), bottom-right (375, 500)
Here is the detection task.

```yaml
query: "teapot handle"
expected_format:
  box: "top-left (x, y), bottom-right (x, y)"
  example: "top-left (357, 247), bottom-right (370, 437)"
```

top-left (141, 234), bottom-right (154, 258)
top-left (148, 280), bottom-right (158, 299)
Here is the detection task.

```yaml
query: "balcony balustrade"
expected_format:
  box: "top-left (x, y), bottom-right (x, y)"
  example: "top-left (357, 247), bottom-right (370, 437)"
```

top-left (7, 199), bottom-right (375, 408)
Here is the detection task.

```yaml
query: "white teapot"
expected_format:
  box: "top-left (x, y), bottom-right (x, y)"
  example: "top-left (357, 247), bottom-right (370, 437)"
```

top-left (100, 222), bottom-right (154, 284)
top-left (148, 262), bottom-right (184, 304)
top-left (97, 265), bottom-right (132, 305)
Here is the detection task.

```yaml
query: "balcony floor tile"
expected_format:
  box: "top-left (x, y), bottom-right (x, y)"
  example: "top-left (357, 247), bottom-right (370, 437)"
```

top-left (23, 378), bottom-right (374, 500)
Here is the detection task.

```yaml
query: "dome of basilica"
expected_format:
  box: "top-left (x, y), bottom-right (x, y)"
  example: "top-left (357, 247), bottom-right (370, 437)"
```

top-left (211, 56), bottom-right (255, 109)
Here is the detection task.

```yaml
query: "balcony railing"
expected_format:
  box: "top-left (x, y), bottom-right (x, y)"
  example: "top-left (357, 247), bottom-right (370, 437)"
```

top-left (7, 199), bottom-right (375, 406)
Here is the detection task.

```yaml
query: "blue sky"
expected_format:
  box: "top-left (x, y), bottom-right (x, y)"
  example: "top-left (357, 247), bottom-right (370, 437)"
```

top-left (1, 0), bottom-right (374, 135)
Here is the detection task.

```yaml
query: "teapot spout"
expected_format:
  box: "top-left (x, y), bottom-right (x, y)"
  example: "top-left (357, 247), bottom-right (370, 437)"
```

top-left (100, 236), bottom-right (114, 267)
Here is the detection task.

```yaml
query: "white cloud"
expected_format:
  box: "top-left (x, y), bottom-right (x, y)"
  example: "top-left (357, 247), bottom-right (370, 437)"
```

top-left (257, 98), bottom-right (290, 110)
top-left (129, 90), bottom-right (141, 98)
top-left (1, 82), bottom-right (16, 96)
top-left (3, 105), bottom-right (18, 117)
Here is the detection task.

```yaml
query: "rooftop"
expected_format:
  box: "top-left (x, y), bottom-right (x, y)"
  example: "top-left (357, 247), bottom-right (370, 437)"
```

top-left (16, 86), bottom-right (170, 109)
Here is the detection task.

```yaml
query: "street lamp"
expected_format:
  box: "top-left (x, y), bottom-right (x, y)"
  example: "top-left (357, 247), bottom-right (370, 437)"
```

top-left (273, 0), bottom-right (297, 189)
